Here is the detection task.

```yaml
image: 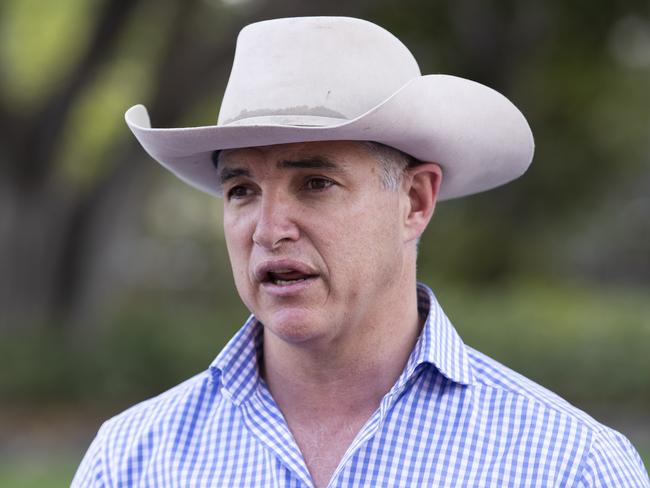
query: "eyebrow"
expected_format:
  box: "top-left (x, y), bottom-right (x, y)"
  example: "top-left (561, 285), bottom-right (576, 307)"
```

top-left (219, 167), bottom-right (252, 184)
top-left (219, 156), bottom-right (342, 184)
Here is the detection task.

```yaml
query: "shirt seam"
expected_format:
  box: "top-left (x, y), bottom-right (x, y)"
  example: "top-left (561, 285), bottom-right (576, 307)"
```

top-left (571, 427), bottom-right (603, 488)
top-left (471, 379), bottom-right (602, 435)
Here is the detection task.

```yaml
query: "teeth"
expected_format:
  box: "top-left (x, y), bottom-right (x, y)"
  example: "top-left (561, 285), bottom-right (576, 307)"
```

top-left (274, 278), bottom-right (305, 286)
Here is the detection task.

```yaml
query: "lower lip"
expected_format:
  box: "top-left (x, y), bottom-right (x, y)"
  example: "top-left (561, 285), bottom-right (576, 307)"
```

top-left (261, 276), bottom-right (318, 297)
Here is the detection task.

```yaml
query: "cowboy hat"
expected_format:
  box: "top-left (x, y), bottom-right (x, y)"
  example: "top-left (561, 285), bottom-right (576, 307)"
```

top-left (125, 16), bottom-right (534, 200)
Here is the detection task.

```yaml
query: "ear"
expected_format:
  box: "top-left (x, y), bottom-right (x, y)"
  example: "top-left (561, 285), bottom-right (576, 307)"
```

top-left (402, 163), bottom-right (442, 243)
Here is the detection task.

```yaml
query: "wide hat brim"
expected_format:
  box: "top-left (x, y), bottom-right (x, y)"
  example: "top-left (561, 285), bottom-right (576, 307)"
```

top-left (125, 74), bottom-right (534, 201)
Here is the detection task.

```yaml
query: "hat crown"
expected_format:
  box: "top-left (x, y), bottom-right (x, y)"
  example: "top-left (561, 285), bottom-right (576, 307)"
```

top-left (218, 17), bottom-right (421, 126)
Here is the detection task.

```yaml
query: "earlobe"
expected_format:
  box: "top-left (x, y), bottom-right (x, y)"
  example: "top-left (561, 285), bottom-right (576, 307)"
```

top-left (404, 163), bottom-right (442, 242)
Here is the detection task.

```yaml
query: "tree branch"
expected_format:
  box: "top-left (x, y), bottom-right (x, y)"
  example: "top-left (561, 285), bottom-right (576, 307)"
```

top-left (13, 0), bottom-right (142, 189)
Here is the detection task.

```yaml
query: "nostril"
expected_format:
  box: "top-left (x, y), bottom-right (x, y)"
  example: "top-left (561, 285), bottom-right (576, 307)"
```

top-left (251, 198), bottom-right (300, 250)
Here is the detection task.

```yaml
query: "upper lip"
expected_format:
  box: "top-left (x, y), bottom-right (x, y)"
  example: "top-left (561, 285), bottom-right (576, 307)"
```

top-left (254, 259), bottom-right (319, 283)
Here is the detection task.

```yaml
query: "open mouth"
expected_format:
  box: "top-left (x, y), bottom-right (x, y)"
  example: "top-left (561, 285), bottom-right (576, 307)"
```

top-left (255, 261), bottom-right (320, 289)
top-left (264, 269), bottom-right (318, 286)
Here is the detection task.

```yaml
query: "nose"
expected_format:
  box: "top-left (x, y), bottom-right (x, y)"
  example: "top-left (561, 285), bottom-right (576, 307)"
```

top-left (252, 190), bottom-right (300, 250)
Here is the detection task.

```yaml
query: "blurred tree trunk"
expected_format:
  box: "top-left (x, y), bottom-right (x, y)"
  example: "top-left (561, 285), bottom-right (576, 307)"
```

top-left (0, 0), bottom-right (144, 328)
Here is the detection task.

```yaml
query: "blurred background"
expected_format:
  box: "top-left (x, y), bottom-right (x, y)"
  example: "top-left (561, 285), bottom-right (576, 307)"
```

top-left (0, 0), bottom-right (649, 485)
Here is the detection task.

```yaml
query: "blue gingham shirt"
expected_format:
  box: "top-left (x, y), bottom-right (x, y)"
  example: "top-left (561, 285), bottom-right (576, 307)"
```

top-left (73, 284), bottom-right (649, 487)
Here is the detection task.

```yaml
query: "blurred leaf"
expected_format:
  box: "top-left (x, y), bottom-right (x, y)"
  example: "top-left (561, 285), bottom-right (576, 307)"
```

top-left (0, 0), bottom-right (98, 108)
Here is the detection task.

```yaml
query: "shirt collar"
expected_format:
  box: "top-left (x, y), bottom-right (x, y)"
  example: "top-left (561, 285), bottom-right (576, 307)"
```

top-left (208, 314), bottom-right (263, 406)
top-left (401, 283), bottom-right (474, 386)
top-left (209, 282), bottom-right (473, 404)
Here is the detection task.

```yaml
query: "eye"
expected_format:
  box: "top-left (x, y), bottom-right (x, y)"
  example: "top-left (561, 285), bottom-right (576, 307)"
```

top-left (305, 177), bottom-right (334, 191)
top-left (226, 185), bottom-right (253, 200)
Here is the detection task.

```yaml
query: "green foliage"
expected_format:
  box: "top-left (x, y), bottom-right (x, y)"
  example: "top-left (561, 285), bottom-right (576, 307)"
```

top-left (0, 299), bottom-right (246, 407)
top-left (56, 0), bottom-right (180, 189)
top-left (57, 57), bottom-right (150, 187)
top-left (0, 0), bottom-right (96, 108)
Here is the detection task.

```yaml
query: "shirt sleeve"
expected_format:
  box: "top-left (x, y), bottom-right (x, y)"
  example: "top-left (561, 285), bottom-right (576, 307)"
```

top-left (575, 427), bottom-right (650, 487)
top-left (71, 424), bottom-right (108, 488)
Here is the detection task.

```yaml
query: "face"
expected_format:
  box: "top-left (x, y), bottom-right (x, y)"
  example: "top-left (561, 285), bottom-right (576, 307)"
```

top-left (220, 141), bottom-right (412, 348)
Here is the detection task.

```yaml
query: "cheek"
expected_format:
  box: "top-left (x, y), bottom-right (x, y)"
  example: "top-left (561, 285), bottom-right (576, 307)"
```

top-left (224, 209), bottom-right (253, 246)
top-left (223, 214), bottom-right (253, 279)
top-left (319, 199), bottom-right (401, 281)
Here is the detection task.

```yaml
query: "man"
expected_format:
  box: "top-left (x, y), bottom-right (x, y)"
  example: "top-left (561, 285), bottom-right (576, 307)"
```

top-left (73, 17), bottom-right (649, 487)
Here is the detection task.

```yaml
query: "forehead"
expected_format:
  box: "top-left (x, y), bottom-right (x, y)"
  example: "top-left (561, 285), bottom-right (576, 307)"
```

top-left (218, 141), bottom-right (373, 170)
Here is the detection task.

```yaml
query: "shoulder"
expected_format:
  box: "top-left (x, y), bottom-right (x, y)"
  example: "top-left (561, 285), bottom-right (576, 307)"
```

top-left (467, 345), bottom-right (598, 426)
top-left (465, 346), bottom-right (650, 486)
top-left (71, 370), bottom-right (221, 487)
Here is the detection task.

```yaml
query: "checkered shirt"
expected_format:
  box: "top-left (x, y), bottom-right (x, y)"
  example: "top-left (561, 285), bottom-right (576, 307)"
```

top-left (72, 284), bottom-right (650, 487)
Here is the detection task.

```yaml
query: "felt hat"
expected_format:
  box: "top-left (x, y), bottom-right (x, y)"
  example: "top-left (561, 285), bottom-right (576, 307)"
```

top-left (125, 16), bottom-right (534, 200)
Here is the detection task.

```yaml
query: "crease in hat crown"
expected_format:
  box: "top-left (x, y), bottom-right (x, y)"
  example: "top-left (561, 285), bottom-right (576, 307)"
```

top-left (124, 16), bottom-right (534, 201)
top-left (217, 16), bottom-right (422, 127)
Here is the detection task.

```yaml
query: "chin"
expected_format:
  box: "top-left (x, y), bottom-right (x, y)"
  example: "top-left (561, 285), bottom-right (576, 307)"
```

top-left (261, 309), bottom-right (326, 345)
